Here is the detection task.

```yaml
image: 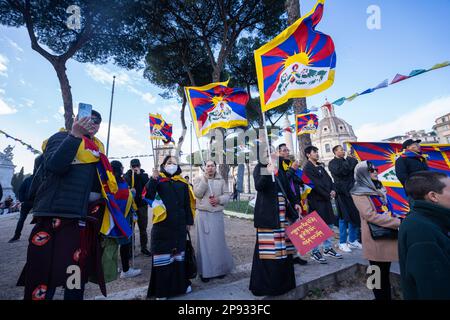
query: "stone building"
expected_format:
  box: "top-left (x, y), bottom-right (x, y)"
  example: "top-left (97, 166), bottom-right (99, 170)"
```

top-left (433, 113), bottom-right (450, 144)
top-left (383, 130), bottom-right (439, 144)
top-left (311, 101), bottom-right (357, 164)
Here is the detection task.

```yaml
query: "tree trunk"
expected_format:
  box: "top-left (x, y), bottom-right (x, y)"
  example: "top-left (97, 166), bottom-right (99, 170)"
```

top-left (54, 62), bottom-right (74, 130)
top-left (285, 0), bottom-right (311, 165)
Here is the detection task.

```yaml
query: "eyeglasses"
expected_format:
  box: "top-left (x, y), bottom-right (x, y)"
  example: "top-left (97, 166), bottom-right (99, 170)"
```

top-left (368, 168), bottom-right (379, 173)
top-left (91, 117), bottom-right (101, 125)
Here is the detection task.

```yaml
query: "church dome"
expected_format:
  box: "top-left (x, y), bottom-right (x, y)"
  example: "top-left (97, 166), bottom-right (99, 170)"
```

top-left (311, 101), bottom-right (357, 163)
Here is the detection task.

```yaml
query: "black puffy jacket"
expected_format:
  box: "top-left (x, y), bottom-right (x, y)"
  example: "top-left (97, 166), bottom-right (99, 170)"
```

top-left (31, 131), bottom-right (100, 219)
top-left (124, 169), bottom-right (149, 208)
top-left (395, 156), bottom-right (429, 187)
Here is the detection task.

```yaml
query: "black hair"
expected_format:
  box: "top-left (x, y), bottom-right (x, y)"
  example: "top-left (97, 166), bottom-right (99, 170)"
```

top-left (332, 145), bottom-right (342, 154)
top-left (161, 155), bottom-right (177, 166)
top-left (184, 175), bottom-right (189, 180)
top-left (304, 145), bottom-right (318, 157)
top-left (405, 171), bottom-right (448, 200)
top-left (91, 110), bottom-right (102, 121)
top-left (277, 143), bottom-right (287, 151)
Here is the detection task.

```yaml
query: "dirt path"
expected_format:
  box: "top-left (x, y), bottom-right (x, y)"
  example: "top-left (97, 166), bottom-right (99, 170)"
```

top-left (0, 211), bottom-right (255, 300)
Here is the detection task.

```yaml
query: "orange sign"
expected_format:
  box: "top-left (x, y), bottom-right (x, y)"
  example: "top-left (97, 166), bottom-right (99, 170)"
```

top-left (285, 211), bottom-right (334, 255)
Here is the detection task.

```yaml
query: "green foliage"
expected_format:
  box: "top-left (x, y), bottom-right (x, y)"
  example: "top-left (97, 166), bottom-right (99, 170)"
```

top-left (225, 200), bottom-right (253, 214)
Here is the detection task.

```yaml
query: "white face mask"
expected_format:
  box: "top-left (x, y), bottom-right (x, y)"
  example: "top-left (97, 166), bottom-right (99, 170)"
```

top-left (165, 164), bottom-right (178, 175)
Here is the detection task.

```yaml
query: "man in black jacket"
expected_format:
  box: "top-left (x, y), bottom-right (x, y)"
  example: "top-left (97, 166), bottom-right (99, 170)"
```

top-left (124, 159), bottom-right (151, 256)
top-left (17, 110), bottom-right (105, 300)
top-left (395, 139), bottom-right (429, 187)
top-left (303, 146), bottom-right (342, 263)
top-left (328, 145), bottom-right (361, 253)
top-left (400, 171), bottom-right (450, 299)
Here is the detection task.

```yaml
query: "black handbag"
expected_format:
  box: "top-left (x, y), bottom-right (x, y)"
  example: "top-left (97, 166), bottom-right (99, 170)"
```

top-left (185, 231), bottom-right (197, 279)
top-left (367, 222), bottom-right (398, 240)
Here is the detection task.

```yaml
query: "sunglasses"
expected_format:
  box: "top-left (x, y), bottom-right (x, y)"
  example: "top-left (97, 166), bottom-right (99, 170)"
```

top-left (91, 117), bottom-right (101, 125)
top-left (368, 168), bottom-right (379, 173)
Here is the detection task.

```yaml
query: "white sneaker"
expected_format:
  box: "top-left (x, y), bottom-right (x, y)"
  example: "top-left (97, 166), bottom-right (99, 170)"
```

top-left (185, 285), bottom-right (192, 294)
top-left (348, 241), bottom-right (362, 249)
top-left (338, 243), bottom-right (352, 253)
top-left (120, 268), bottom-right (142, 279)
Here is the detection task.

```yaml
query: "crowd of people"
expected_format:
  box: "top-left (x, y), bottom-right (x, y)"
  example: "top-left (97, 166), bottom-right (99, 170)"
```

top-left (5, 111), bottom-right (450, 300)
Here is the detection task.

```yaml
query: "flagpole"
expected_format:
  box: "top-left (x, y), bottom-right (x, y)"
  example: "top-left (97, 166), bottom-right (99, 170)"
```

top-left (185, 88), bottom-right (214, 194)
top-left (261, 111), bottom-right (275, 182)
top-left (190, 120), bottom-right (193, 180)
top-left (106, 75), bottom-right (116, 157)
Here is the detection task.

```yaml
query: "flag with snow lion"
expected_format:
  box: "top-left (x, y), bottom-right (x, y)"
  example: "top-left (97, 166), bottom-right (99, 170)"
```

top-left (296, 113), bottom-right (319, 135)
top-left (185, 80), bottom-right (249, 137)
top-left (254, 0), bottom-right (336, 112)
top-left (149, 113), bottom-right (173, 141)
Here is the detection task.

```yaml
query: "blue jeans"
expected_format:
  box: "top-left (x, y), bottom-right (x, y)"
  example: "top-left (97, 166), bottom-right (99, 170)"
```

top-left (339, 219), bottom-right (359, 244)
top-left (312, 224), bottom-right (335, 254)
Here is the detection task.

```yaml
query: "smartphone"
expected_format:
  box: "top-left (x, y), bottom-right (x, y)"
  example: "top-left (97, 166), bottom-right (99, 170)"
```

top-left (78, 103), bottom-right (92, 120)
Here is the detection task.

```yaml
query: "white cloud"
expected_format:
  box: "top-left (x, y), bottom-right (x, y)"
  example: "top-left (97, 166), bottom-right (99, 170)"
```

top-left (159, 103), bottom-right (180, 116)
top-left (141, 92), bottom-right (157, 105)
top-left (0, 97), bottom-right (17, 115)
top-left (21, 98), bottom-right (34, 108)
top-left (97, 124), bottom-right (143, 153)
top-left (355, 96), bottom-right (450, 141)
top-left (85, 64), bottom-right (129, 86)
top-left (36, 118), bottom-right (49, 124)
top-left (0, 54), bottom-right (9, 77)
top-left (7, 38), bottom-right (24, 52)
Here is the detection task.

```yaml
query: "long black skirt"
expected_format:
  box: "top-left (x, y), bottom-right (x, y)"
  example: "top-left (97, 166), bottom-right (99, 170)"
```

top-left (249, 193), bottom-right (296, 296)
top-left (147, 251), bottom-right (191, 299)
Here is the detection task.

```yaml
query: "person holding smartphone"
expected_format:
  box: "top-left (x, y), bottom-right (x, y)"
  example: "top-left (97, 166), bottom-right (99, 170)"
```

top-left (17, 109), bottom-right (107, 300)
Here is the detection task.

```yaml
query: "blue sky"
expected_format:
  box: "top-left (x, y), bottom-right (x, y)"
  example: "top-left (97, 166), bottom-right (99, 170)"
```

top-left (1, 0), bottom-right (450, 174)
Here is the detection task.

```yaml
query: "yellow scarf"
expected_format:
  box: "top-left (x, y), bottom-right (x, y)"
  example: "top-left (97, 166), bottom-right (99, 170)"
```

top-left (152, 173), bottom-right (196, 223)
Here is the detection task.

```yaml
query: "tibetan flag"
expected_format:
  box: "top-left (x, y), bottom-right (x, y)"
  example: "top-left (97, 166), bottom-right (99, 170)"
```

top-left (185, 80), bottom-right (249, 137)
top-left (149, 113), bottom-right (173, 141)
top-left (254, 0), bottom-right (336, 113)
top-left (296, 113), bottom-right (319, 135)
top-left (349, 142), bottom-right (450, 218)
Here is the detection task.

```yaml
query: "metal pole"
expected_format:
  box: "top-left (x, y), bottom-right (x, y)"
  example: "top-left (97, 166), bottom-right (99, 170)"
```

top-left (262, 111), bottom-right (275, 182)
top-left (190, 120), bottom-right (193, 180)
top-left (106, 75), bottom-right (116, 157)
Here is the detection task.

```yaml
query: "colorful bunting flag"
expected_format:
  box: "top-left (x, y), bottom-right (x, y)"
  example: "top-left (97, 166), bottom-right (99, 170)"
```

top-left (254, 0), bottom-right (336, 113)
top-left (409, 69), bottom-right (427, 77)
top-left (296, 113), bottom-right (319, 135)
top-left (346, 93), bottom-right (359, 102)
top-left (390, 73), bottom-right (409, 85)
top-left (349, 142), bottom-right (450, 218)
top-left (330, 61), bottom-right (449, 107)
top-left (185, 80), bottom-right (249, 137)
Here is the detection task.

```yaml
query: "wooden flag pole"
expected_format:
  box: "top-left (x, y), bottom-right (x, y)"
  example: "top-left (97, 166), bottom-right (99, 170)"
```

top-left (261, 111), bottom-right (275, 182)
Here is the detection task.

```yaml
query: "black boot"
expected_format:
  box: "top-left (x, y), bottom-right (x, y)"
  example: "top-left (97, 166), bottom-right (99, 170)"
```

top-left (293, 256), bottom-right (308, 265)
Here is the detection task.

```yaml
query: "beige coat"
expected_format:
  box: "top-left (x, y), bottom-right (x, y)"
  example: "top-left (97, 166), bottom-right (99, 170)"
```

top-left (352, 195), bottom-right (401, 262)
top-left (193, 173), bottom-right (230, 212)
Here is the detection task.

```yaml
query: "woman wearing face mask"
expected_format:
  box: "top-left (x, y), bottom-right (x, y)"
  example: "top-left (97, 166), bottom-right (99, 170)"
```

top-left (193, 160), bottom-right (234, 283)
top-left (351, 161), bottom-right (402, 300)
top-left (144, 155), bottom-right (196, 300)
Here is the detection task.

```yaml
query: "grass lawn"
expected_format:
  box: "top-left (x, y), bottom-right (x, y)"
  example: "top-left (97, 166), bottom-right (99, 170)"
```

top-left (224, 200), bottom-right (253, 214)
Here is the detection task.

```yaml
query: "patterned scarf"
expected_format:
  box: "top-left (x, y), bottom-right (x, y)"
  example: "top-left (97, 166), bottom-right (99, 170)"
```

top-left (369, 195), bottom-right (396, 217)
top-left (42, 131), bottom-right (132, 238)
top-left (142, 172), bottom-right (196, 224)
